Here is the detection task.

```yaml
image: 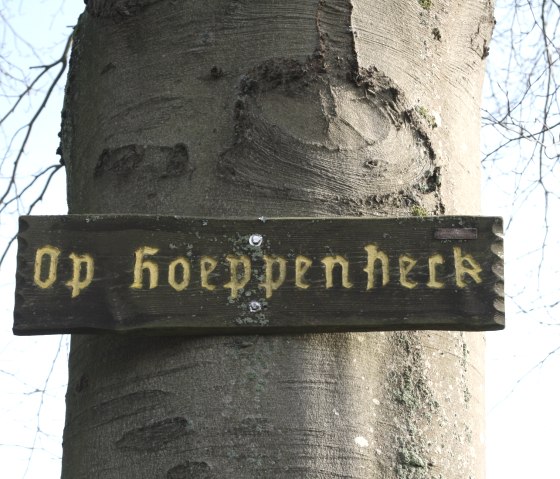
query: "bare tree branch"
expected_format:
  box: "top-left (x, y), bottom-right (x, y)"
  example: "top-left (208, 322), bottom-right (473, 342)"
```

top-left (0, 33), bottom-right (71, 208)
top-left (0, 163), bottom-right (62, 265)
top-left (483, 0), bottom-right (559, 304)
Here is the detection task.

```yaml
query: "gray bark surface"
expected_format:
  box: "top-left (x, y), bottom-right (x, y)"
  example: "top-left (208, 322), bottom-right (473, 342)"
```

top-left (61, 0), bottom-right (494, 477)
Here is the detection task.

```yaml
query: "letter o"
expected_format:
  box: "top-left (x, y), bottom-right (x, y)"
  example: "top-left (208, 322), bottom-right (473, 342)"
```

top-left (34, 245), bottom-right (61, 289)
top-left (168, 257), bottom-right (190, 291)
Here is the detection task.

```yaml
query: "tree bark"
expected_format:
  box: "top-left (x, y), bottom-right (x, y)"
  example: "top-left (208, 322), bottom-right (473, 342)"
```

top-left (61, 0), bottom-right (494, 477)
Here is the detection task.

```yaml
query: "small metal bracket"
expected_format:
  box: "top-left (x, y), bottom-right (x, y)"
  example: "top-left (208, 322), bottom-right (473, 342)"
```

top-left (434, 228), bottom-right (478, 240)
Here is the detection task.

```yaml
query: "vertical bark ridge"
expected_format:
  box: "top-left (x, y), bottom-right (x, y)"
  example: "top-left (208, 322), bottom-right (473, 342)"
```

top-left (316, 0), bottom-right (358, 77)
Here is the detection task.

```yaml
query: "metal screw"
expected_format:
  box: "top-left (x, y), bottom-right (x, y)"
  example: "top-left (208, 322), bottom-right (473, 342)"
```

top-left (249, 234), bottom-right (263, 247)
top-left (248, 301), bottom-right (262, 313)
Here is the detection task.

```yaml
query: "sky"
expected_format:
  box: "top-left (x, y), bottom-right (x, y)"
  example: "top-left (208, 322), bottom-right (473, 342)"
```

top-left (0, 1), bottom-right (558, 478)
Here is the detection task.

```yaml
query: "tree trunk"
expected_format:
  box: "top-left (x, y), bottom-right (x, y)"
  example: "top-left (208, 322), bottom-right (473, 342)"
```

top-left (61, 1), bottom-right (494, 477)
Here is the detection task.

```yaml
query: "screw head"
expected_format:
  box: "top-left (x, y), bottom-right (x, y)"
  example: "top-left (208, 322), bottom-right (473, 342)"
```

top-left (248, 301), bottom-right (262, 313)
top-left (249, 234), bottom-right (263, 247)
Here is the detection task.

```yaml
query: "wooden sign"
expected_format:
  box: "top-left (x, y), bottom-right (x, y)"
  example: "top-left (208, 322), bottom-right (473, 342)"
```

top-left (13, 215), bottom-right (504, 335)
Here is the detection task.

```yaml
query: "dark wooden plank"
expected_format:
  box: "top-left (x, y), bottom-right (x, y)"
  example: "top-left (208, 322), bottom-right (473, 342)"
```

top-left (13, 215), bottom-right (504, 335)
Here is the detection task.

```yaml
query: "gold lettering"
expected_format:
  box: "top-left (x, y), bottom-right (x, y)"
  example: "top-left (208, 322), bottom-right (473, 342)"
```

top-left (260, 255), bottom-right (287, 298)
top-left (33, 245), bottom-right (60, 289)
top-left (363, 244), bottom-right (389, 289)
top-left (399, 254), bottom-right (417, 289)
top-left (200, 256), bottom-right (218, 291)
top-left (321, 255), bottom-right (353, 289)
top-left (224, 255), bottom-right (251, 299)
top-left (66, 253), bottom-right (94, 298)
top-left (295, 255), bottom-right (313, 290)
top-left (427, 254), bottom-right (445, 289)
top-left (454, 247), bottom-right (482, 288)
top-left (131, 246), bottom-right (159, 289)
top-left (168, 257), bottom-right (190, 291)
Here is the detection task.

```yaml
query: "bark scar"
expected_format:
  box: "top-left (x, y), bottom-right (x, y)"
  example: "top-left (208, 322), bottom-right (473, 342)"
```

top-left (116, 417), bottom-right (194, 452)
